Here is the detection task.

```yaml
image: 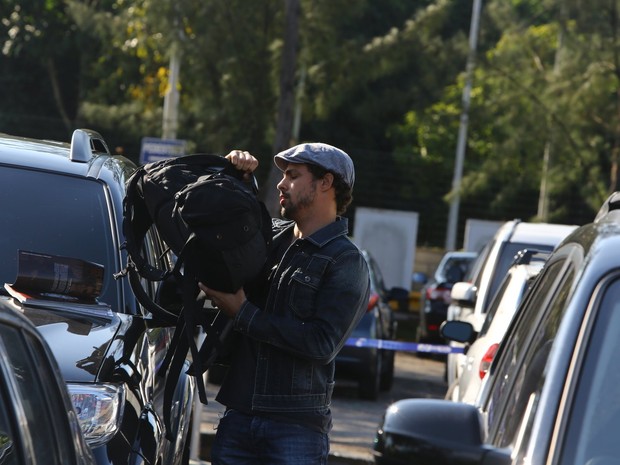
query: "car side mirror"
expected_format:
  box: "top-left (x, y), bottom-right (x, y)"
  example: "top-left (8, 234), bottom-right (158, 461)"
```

top-left (374, 399), bottom-right (511, 465)
top-left (440, 320), bottom-right (477, 344)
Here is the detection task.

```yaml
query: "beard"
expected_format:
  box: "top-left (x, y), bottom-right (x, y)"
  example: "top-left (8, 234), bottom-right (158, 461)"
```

top-left (280, 183), bottom-right (316, 220)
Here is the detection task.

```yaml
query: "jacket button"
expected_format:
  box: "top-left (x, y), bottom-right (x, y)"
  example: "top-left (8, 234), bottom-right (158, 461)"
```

top-left (304, 276), bottom-right (311, 282)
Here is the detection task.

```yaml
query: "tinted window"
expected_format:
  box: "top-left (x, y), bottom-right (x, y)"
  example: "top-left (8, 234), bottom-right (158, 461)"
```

top-left (468, 241), bottom-right (493, 285)
top-left (483, 242), bottom-right (554, 313)
top-left (0, 358), bottom-right (20, 464)
top-left (438, 257), bottom-right (473, 283)
top-left (478, 273), bottom-right (514, 337)
top-left (0, 325), bottom-right (79, 464)
top-left (485, 259), bottom-right (570, 441)
top-left (0, 167), bottom-right (116, 308)
top-left (562, 277), bottom-right (620, 465)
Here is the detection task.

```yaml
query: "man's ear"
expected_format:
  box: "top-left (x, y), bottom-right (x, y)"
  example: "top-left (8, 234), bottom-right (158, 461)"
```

top-left (320, 172), bottom-right (334, 191)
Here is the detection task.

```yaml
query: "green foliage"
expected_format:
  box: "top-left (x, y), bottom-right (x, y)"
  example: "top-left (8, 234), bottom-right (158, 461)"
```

top-left (3, 0), bottom-right (620, 246)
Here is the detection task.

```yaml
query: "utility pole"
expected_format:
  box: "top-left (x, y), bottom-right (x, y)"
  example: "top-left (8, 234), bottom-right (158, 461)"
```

top-left (445, 0), bottom-right (482, 251)
top-left (162, 41), bottom-right (181, 140)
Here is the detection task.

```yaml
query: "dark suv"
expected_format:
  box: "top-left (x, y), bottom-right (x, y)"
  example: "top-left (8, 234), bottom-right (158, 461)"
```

top-left (374, 194), bottom-right (620, 465)
top-left (0, 130), bottom-right (195, 465)
top-left (335, 250), bottom-right (397, 400)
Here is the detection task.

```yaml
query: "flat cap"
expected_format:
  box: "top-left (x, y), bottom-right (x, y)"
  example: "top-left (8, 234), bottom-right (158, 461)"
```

top-left (274, 142), bottom-right (355, 188)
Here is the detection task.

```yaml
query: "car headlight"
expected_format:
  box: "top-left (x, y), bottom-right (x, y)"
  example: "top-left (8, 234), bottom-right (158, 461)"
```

top-left (67, 383), bottom-right (125, 448)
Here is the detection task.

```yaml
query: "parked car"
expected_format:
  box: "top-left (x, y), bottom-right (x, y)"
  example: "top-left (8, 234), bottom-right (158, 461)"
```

top-left (442, 249), bottom-right (547, 404)
top-left (416, 251), bottom-right (477, 344)
top-left (335, 250), bottom-right (399, 400)
top-left (445, 220), bottom-right (577, 387)
top-left (0, 299), bottom-right (96, 464)
top-left (0, 130), bottom-right (195, 465)
top-left (373, 193), bottom-right (620, 465)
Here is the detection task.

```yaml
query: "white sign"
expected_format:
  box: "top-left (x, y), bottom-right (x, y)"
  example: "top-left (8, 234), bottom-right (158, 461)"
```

top-left (353, 207), bottom-right (419, 290)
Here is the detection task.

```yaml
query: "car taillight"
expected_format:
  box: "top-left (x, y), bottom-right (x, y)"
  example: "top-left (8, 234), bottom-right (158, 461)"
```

top-left (367, 293), bottom-right (379, 311)
top-left (426, 286), bottom-right (452, 303)
top-left (479, 343), bottom-right (499, 379)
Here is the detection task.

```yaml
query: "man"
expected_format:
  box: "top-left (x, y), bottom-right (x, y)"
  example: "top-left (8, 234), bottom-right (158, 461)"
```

top-left (199, 142), bottom-right (371, 465)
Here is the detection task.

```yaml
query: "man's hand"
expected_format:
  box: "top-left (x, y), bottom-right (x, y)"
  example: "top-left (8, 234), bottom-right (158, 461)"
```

top-left (198, 282), bottom-right (247, 319)
top-left (226, 150), bottom-right (259, 178)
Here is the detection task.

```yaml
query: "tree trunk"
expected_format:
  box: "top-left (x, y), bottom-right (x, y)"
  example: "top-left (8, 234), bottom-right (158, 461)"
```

top-left (46, 57), bottom-right (72, 134)
top-left (262, 0), bottom-right (300, 216)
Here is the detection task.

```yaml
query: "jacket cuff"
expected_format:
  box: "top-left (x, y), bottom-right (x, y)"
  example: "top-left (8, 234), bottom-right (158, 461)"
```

top-left (234, 299), bottom-right (259, 334)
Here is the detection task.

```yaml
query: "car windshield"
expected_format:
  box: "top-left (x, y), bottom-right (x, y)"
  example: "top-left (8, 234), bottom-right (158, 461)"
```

top-left (437, 256), bottom-right (475, 283)
top-left (0, 166), bottom-right (117, 308)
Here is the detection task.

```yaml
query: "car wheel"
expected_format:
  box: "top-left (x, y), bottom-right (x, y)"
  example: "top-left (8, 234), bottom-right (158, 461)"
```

top-left (380, 350), bottom-right (395, 391)
top-left (358, 352), bottom-right (381, 400)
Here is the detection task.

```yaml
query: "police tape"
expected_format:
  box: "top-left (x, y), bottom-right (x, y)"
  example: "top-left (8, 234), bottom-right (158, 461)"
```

top-left (345, 337), bottom-right (464, 354)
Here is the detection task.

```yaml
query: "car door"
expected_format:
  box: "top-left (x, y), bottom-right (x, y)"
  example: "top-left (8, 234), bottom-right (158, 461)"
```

top-left (479, 247), bottom-right (578, 456)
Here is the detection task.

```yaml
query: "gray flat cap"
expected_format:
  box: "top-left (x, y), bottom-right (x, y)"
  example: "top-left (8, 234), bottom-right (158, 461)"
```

top-left (274, 142), bottom-right (355, 188)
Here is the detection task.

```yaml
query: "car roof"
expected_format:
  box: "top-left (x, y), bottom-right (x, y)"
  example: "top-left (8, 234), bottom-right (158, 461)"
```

top-left (0, 130), bottom-right (135, 181)
top-left (509, 222), bottom-right (578, 246)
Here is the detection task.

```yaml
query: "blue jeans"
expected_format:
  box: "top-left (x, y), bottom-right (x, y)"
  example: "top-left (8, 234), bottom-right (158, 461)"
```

top-left (210, 410), bottom-right (330, 465)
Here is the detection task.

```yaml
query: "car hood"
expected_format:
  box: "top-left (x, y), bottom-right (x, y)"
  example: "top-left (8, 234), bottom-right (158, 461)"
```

top-left (0, 295), bottom-right (126, 383)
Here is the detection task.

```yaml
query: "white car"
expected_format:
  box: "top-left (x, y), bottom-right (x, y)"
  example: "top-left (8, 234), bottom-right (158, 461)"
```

top-left (443, 249), bottom-right (547, 404)
top-left (445, 220), bottom-right (577, 387)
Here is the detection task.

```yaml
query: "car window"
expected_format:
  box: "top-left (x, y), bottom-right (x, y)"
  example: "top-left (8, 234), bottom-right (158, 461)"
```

top-left (438, 257), bottom-right (472, 283)
top-left (561, 276), bottom-right (620, 465)
top-left (0, 167), bottom-right (116, 309)
top-left (484, 259), bottom-right (569, 437)
top-left (366, 255), bottom-right (385, 295)
top-left (0, 367), bottom-right (19, 465)
top-left (467, 241), bottom-right (493, 284)
top-left (478, 273), bottom-right (514, 337)
top-left (482, 242), bottom-right (554, 313)
top-left (487, 258), bottom-right (574, 450)
top-left (0, 324), bottom-right (80, 464)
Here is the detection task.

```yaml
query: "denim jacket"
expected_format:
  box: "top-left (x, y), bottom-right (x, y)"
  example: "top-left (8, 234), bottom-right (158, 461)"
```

top-left (233, 216), bottom-right (370, 413)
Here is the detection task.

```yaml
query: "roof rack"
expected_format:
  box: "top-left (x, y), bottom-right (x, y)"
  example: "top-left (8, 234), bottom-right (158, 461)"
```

top-left (512, 248), bottom-right (549, 266)
top-left (69, 129), bottom-right (111, 163)
top-left (594, 191), bottom-right (620, 222)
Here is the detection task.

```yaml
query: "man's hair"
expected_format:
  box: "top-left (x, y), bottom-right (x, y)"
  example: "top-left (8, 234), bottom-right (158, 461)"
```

top-left (307, 163), bottom-right (353, 215)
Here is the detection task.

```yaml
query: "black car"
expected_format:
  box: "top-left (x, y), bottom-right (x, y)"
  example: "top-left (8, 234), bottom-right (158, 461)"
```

top-left (0, 300), bottom-right (96, 465)
top-left (0, 130), bottom-right (195, 465)
top-left (335, 250), bottom-right (398, 400)
top-left (416, 251), bottom-right (477, 344)
top-left (373, 192), bottom-right (620, 465)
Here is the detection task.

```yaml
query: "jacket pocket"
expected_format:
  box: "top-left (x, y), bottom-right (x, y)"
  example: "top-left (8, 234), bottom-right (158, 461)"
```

top-left (288, 256), bottom-right (330, 319)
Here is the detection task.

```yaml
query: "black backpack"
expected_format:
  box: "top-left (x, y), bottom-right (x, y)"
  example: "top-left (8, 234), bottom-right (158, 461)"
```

top-left (116, 154), bottom-right (272, 438)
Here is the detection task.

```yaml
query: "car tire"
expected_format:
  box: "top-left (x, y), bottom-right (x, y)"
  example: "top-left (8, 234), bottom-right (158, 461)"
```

top-left (380, 350), bottom-right (395, 391)
top-left (358, 353), bottom-right (381, 400)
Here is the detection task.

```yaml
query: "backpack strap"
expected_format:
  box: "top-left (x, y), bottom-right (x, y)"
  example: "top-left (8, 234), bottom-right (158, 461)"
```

top-left (119, 165), bottom-right (169, 282)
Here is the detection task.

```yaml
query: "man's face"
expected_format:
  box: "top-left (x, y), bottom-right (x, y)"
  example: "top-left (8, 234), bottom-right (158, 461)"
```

top-left (276, 163), bottom-right (318, 220)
